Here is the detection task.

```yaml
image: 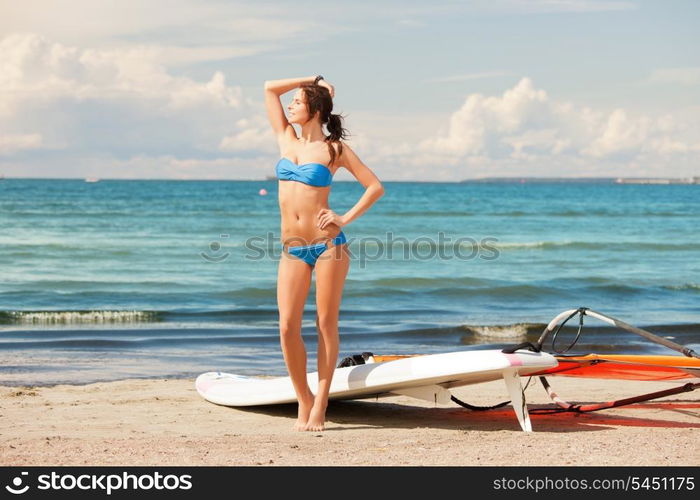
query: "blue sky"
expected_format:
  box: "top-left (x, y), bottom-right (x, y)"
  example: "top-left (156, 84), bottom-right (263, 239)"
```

top-left (1, 0), bottom-right (698, 180)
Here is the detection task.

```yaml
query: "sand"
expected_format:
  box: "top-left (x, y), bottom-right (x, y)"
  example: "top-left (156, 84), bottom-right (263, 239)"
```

top-left (1, 376), bottom-right (698, 466)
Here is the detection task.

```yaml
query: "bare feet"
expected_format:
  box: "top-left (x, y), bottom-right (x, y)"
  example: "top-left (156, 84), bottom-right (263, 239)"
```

top-left (294, 390), bottom-right (315, 431)
top-left (304, 401), bottom-right (328, 431)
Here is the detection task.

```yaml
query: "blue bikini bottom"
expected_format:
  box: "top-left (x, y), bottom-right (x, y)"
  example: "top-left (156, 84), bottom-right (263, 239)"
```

top-left (283, 231), bottom-right (347, 267)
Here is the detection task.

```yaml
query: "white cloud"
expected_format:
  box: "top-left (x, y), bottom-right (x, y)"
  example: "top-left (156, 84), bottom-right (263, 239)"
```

top-left (0, 1), bottom-right (351, 66)
top-left (0, 33), bottom-right (259, 159)
top-left (0, 33), bottom-right (245, 107)
top-left (583, 109), bottom-right (651, 157)
top-left (219, 116), bottom-right (277, 153)
top-left (417, 78), bottom-right (550, 156)
top-left (0, 1), bottom-right (637, 58)
top-left (1, 30), bottom-right (697, 181)
top-left (418, 78), bottom-right (698, 159)
top-left (350, 78), bottom-right (700, 180)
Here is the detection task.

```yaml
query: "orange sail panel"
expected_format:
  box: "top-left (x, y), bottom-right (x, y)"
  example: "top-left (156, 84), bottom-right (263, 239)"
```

top-left (535, 354), bottom-right (700, 381)
top-left (369, 353), bottom-right (700, 381)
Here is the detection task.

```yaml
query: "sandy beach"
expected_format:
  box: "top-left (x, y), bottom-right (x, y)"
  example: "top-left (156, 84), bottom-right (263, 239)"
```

top-left (1, 375), bottom-right (698, 467)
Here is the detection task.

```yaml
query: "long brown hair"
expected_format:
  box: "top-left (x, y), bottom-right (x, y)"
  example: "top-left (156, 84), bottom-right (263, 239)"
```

top-left (299, 83), bottom-right (350, 167)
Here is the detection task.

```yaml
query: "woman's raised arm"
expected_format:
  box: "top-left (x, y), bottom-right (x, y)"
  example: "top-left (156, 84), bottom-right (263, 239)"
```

top-left (263, 76), bottom-right (316, 136)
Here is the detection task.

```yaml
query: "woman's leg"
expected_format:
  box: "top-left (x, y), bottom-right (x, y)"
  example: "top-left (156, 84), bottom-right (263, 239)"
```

top-left (277, 248), bottom-right (314, 431)
top-left (305, 241), bottom-right (351, 431)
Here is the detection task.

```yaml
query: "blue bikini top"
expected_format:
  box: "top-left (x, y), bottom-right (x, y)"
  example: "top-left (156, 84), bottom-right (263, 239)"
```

top-left (275, 157), bottom-right (333, 187)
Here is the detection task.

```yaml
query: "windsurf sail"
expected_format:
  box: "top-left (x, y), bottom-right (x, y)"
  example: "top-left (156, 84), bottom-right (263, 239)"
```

top-left (533, 354), bottom-right (700, 380)
top-left (343, 307), bottom-right (700, 416)
top-left (530, 307), bottom-right (700, 413)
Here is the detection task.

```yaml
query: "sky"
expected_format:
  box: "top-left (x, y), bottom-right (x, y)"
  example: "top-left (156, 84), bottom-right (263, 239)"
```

top-left (1, 0), bottom-right (699, 181)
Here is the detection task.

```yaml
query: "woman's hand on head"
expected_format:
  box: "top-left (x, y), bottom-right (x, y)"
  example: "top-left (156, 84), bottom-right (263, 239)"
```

top-left (318, 80), bottom-right (335, 98)
top-left (317, 208), bottom-right (344, 229)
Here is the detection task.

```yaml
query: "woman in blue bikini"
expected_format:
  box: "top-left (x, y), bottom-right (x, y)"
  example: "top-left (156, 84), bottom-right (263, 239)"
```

top-left (264, 75), bottom-right (385, 431)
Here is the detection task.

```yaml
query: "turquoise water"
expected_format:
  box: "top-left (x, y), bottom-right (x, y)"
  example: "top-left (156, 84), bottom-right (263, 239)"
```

top-left (0, 178), bottom-right (698, 385)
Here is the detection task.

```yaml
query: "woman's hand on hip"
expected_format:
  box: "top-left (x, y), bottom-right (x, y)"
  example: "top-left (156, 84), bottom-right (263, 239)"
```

top-left (317, 208), bottom-right (344, 229)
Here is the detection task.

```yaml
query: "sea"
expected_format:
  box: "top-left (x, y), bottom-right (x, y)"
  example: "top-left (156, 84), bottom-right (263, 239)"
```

top-left (1, 178), bottom-right (698, 386)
